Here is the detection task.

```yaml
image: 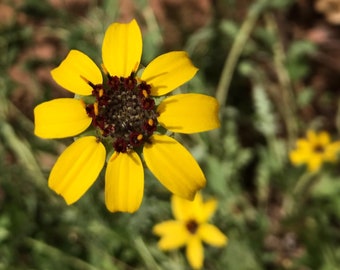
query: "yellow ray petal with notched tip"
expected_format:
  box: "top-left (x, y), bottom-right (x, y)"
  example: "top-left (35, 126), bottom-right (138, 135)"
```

top-left (51, 50), bottom-right (102, 95)
top-left (172, 193), bottom-right (217, 223)
top-left (171, 195), bottom-right (194, 221)
top-left (296, 139), bottom-right (310, 151)
top-left (195, 198), bottom-right (217, 224)
top-left (105, 151), bottom-right (144, 213)
top-left (186, 236), bottom-right (204, 270)
top-left (48, 136), bottom-right (105, 205)
top-left (325, 141), bottom-right (340, 161)
top-left (143, 134), bottom-right (206, 200)
top-left (306, 130), bottom-right (318, 145)
top-left (153, 220), bottom-right (189, 250)
top-left (34, 98), bottom-right (92, 139)
top-left (318, 131), bottom-right (330, 145)
top-left (157, 93), bottom-right (220, 134)
top-left (102, 19), bottom-right (142, 78)
top-left (141, 51), bottom-right (198, 96)
top-left (289, 150), bottom-right (308, 165)
top-left (198, 223), bottom-right (228, 247)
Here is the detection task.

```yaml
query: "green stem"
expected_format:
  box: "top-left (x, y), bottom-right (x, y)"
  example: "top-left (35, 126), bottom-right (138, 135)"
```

top-left (293, 171), bottom-right (318, 197)
top-left (215, 0), bottom-right (270, 108)
top-left (264, 13), bottom-right (298, 147)
top-left (284, 171), bottom-right (319, 216)
top-left (0, 120), bottom-right (47, 190)
top-left (25, 237), bottom-right (100, 270)
top-left (134, 236), bottom-right (162, 270)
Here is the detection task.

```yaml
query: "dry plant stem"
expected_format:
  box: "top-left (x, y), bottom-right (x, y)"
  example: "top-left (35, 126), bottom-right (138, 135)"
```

top-left (264, 13), bottom-right (298, 147)
top-left (215, 0), bottom-right (269, 109)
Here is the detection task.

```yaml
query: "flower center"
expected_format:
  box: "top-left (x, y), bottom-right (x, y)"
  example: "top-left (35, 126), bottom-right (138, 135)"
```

top-left (314, 144), bottom-right (325, 153)
top-left (85, 73), bottom-right (158, 153)
top-left (186, 219), bottom-right (199, 234)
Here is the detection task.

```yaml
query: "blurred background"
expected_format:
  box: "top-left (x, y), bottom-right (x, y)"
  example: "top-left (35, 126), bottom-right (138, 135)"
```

top-left (2, 0), bottom-right (340, 269)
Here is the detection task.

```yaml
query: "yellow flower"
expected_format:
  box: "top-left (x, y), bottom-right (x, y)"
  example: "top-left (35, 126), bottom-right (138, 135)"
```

top-left (289, 130), bottom-right (340, 172)
top-left (153, 193), bottom-right (228, 269)
top-left (34, 20), bottom-right (220, 213)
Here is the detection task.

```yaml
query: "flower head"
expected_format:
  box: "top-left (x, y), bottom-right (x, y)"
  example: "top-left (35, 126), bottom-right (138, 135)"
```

top-left (34, 20), bottom-right (220, 213)
top-left (153, 193), bottom-right (228, 269)
top-left (289, 130), bottom-right (340, 172)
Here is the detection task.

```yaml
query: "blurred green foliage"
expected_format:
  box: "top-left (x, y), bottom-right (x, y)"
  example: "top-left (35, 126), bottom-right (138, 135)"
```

top-left (1, 0), bottom-right (340, 269)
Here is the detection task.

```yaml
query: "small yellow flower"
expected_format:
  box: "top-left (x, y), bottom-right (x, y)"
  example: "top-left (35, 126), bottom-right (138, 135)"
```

top-left (153, 193), bottom-right (228, 269)
top-left (289, 130), bottom-right (340, 172)
top-left (34, 20), bottom-right (220, 213)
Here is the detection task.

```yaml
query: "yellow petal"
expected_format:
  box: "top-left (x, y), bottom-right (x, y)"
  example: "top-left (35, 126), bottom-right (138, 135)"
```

top-left (172, 195), bottom-right (194, 221)
top-left (172, 193), bottom-right (212, 222)
top-left (306, 130), bottom-right (318, 145)
top-left (307, 155), bottom-right (323, 172)
top-left (318, 131), bottom-right (330, 146)
top-left (34, 98), bottom-right (92, 139)
top-left (153, 221), bottom-right (189, 250)
top-left (198, 223), bottom-right (228, 247)
top-left (153, 220), bottom-right (183, 235)
top-left (296, 139), bottom-right (310, 151)
top-left (289, 143), bottom-right (312, 165)
top-left (102, 19), bottom-right (142, 77)
top-left (51, 50), bottom-right (102, 95)
top-left (157, 93), bottom-right (220, 134)
top-left (289, 152), bottom-right (305, 166)
top-left (185, 193), bottom-right (217, 223)
top-left (324, 141), bottom-right (340, 161)
top-left (195, 198), bottom-right (217, 223)
top-left (105, 151), bottom-right (144, 213)
top-left (141, 51), bottom-right (198, 96)
top-left (186, 236), bottom-right (204, 269)
top-left (48, 136), bottom-right (105, 204)
top-left (143, 135), bottom-right (206, 200)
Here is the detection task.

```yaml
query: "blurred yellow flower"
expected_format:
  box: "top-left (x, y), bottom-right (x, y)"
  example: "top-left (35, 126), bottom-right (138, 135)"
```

top-left (34, 20), bottom-right (220, 213)
top-left (289, 130), bottom-right (340, 172)
top-left (153, 193), bottom-right (227, 269)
